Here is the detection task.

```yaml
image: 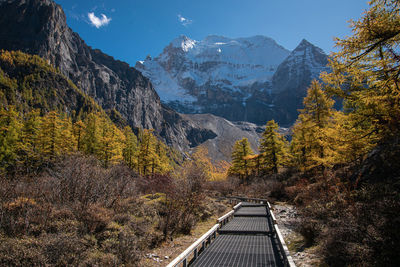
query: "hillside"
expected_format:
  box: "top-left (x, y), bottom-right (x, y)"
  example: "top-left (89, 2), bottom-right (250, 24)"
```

top-left (0, 0), bottom-right (217, 152)
top-left (0, 50), bottom-right (101, 117)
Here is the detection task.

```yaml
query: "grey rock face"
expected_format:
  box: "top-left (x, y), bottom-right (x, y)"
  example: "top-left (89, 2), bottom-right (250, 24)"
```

top-left (0, 0), bottom-right (214, 152)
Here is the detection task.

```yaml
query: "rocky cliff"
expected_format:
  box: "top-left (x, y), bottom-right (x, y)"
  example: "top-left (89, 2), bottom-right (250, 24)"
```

top-left (0, 0), bottom-right (215, 152)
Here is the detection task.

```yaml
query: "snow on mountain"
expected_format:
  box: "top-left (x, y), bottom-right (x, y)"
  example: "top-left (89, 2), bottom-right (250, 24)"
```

top-left (136, 35), bottom-right (289, 102)
top-left (136, 35), bottom-right (329, 126)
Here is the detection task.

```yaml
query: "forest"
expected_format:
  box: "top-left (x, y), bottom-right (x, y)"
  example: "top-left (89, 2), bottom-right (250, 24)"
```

top-left (0, 0), bottom-right (399, 266)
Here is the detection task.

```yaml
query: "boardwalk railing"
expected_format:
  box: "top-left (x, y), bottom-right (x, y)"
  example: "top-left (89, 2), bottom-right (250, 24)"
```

top-left (166, 224), bottom-right (220, 267)
top-left (273, 222), bottom-right (296, 267)
top-left (168, 205), bottom-right (240, 267)
top-left (217, 210), bottom-right (234, 226)
top-left (229, 196), bottom-right (268, 204)
top-left (233, 202), bottom-right (242, 210)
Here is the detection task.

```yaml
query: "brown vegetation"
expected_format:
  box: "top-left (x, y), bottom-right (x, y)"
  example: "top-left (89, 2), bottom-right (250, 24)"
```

top-left (0, 154), bottom-right (214, 266)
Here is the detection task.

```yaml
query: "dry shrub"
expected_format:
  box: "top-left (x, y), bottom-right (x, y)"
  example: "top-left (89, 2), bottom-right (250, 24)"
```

top-left (320, 186), bottom-right (400, 267)
top-left (154, 162), bottom-right (208, 240)
top-left (137, 174), bottom-right (174, 195)
top-left (42, 233), bottom-right (90, 266)
top-left (297, 218), bottom-right (321, 247)
top-left (0, 237), bottom-right (46, 266)
top-left (1, 197), bottom-right (50, 237)
top-left (205, 179), bottom-right (236, 197)
top-left (80, 251), bottom-right (119, 267)
top-left (0, 154), bottom-right (225, 266)
top-left (0, 155), bottom-right (145, 266)
top-left (78, 203), bottom-right (112, 234)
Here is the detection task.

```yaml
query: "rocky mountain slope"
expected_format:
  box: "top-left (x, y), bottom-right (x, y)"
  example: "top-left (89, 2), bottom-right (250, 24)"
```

top-left (0, 0), bottom-right (216, 152)
top-left (183, 114), bottom-right (264, 162)
top-left (136, 36), bottom-right (329, 126)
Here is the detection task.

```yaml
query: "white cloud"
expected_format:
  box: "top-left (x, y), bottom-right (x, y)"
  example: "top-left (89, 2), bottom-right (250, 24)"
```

top-left (88, 12), bottom-right (111, 28)
top-left (177, 14), bottom-right (193, 27)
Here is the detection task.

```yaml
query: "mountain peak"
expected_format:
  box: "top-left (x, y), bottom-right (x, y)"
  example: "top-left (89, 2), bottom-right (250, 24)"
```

top-left (293, 39), bottom-right (325, 54)
top-left (299, 38), bottom-right (312, 46)
top-left (170, 35), bottom-right (197, 52)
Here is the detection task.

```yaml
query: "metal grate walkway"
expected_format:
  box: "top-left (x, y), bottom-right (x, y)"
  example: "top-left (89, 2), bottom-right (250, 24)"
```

top-left (189, 203), bottom-right (284, 267)
top-left (191, 235), bottom-right (282, 267)
top-left (219, 217), bottom-right (271, 234)
top-left (234, 206), bottom-right (268, 217)
top-left (240, 201), bottom-right (267, 207)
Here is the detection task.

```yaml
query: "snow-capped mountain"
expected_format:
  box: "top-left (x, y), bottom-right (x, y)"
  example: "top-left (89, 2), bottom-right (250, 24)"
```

top-left (136, 35), bottom-right (329, 126)
top-left (272, 39), bottom-right (329, 93)
top-left (272, 39), bottom-right (331, 124)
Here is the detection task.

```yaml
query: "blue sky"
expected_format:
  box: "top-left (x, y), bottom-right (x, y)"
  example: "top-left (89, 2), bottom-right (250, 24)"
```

top-left (55, 0), bottom-right (369, 66)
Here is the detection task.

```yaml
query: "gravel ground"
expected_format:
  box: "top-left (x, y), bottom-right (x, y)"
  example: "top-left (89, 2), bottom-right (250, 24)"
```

top-left (273, 202), bottom-right (321, 267)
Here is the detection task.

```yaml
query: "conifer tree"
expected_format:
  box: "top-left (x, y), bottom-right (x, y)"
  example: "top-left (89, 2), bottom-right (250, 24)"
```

top-left (96, 117), bottom-right (124, 167)
top-left (189, 146), bottom-right (214, 179)
top-left (20, 109), bottom-right (41, 167)
top-left (259, 120), bottom-right (289, 174)
top-left (82, 113), bottom-right (101, 155)
top-left (122, 126), bottom-right (138, 169)
top-left (321, 0), bottom-right (400, 150)
top-left (38, 111), bottom-right (63, 159)
top-left (137, 129), bottom-right (157, 176)
top-left (229, 138), bottom-right (254, 183)
top-left (291, 81), bottom-right (337, 170)
top-left (59, 115), bottom-right (75, 154)
top-left (0, 107), bottom-right (22, 171)
top-left (153, 140), bottom-right (172, 174)
top-left (73, 120), bottom-right (85, 152)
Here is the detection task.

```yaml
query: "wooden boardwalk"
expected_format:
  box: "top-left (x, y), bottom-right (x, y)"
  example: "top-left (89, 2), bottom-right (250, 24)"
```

top-left (167, 198), bottom-right (295, 267)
